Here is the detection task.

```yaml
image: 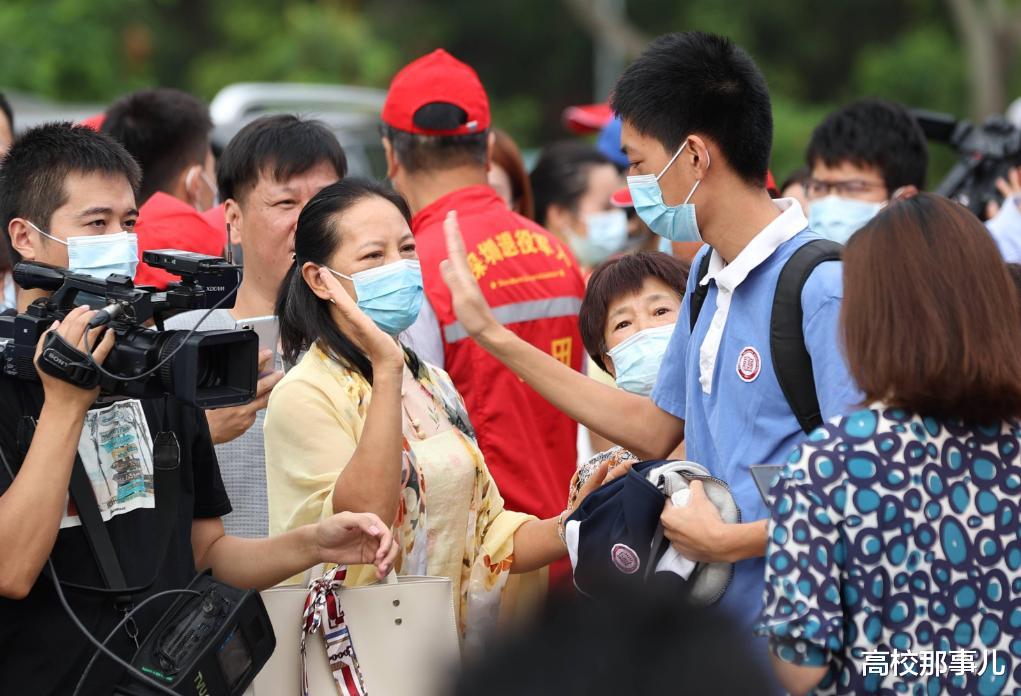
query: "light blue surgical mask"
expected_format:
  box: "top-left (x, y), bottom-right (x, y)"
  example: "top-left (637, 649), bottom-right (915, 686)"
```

top-left (568, 209), bottom-right (629, 267)
top-left (28, 221), bottom-right (139, 280)
top-left (808, 196), bottom-right (885, 245)
top-left (605, 323), bottom-right (675, 396)
top-left (329, 258), bottom-right (424, 336)
top-left (626, 141), bottom-right (709, 243)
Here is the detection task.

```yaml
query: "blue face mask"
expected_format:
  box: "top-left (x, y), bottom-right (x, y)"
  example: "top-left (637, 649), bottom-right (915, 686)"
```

top-left (329, 258), bottom-right (424, 336)
top-left (808, 196), bottom-right (885, 245)
top-left (626, 141), bottom-right (709, 243)
top-left (568, 209), bottom-right (629, 267)
top-left (28, 221), bottom-right (139, 280)
top-left (605, 323), bottom-right (675, 396)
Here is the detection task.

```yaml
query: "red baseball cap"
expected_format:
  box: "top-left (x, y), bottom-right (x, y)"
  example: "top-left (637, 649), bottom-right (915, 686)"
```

top-left (79, 113), bottom-right (106, 131)
top-left (563, 103), bottom-right (613, 134)
top-left (610, 186), bottom-right (633, 208)
top-left (382, 49), bottom-right (490, 136)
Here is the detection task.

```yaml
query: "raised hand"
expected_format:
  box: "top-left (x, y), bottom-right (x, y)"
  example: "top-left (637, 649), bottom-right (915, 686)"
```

top-left (318, 266), bottom-right (404, 370)
top-left (439, 210), bottom-right (499, 340)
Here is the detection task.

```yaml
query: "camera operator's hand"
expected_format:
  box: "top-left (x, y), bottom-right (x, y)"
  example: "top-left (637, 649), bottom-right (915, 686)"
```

top-left (986, 166), bottom-right (1021, 219)
top-left (206, 349), bottom-right (283, 445)
top-left (34, 305), bottom-right (115, 413)
top-left (315, 511), bottom-right (398, 579)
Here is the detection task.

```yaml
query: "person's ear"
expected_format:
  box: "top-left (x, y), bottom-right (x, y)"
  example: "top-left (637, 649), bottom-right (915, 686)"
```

top-left (183, 165), bottom-right (203, 203)
top-left (890, 185), bottom-right (918, 201)
top-left (224, 199), bottom-right (242, 246)
top-left (301, 261), bottom-right (334, 302)
top-left (686, 135), bottom-right (711, 179)
top-left (545, 203), bottom-right (576, 237)
top-left (602, 353), bottom-right (617, 379)
top-left (485, 130), bottom-right (496, 170)
top-left (382, 136), bottom-right (399, 180)
top-left (8, 219), bottom-right (37, 261)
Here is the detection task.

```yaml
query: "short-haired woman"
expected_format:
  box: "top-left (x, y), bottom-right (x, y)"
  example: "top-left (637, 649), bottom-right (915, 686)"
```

top-left (757, 193), bottom-right (1021, 695)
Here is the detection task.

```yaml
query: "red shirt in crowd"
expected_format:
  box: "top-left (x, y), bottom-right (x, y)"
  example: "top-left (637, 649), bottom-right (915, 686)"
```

top-left (411, 185), bottom-right (585, 537)
top-left (133, 193), bottom-right (227, 288)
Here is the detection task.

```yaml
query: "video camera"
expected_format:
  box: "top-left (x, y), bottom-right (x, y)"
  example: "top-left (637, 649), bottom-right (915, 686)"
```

top-left (0, 250), bottom-right (258, 408)
top-left (912, 108), bottom-right (1021, 219)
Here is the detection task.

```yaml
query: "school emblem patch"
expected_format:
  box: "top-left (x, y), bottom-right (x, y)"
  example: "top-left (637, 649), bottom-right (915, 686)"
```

top-left (611, 543), bottom-right (641, 574)
top-left (736, 346), bottom-right (761, 383)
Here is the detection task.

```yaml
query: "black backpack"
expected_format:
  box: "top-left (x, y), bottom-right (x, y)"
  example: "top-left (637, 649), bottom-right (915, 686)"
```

top-left (687, 239), bottom-right (843, 435)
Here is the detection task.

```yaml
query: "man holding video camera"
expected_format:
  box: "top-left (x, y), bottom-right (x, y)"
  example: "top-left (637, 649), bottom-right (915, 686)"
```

top-left (0, 123), bottom-right (397, 695)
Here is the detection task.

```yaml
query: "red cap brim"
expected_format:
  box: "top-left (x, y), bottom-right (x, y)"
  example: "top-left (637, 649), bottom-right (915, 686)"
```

top-left (563, 103), bottom-right (613, 134)
top-left (611, 186), bottom-right (633, 208)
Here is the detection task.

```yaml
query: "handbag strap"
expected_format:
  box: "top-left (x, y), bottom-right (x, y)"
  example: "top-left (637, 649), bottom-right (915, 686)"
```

top-left (301, 566), bottom-right (368, 696)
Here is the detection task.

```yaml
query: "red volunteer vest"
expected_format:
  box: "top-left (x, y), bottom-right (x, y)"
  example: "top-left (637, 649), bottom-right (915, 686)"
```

top-left (413, 186), bottom-right (584, 525)
top-left (133, 194), bottom-right (227, 289)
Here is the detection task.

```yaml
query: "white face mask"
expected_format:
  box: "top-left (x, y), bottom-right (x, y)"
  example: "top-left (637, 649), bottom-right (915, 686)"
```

top-left (28, 221), bottom-right (139, 280)
top-left (567, 209), bottom-right (629, 267)
top-left (605, 323), bottom-right (675, 396)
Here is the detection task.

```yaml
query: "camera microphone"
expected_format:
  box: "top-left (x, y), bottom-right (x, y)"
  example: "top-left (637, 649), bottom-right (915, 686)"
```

top-left (87, 302), bottom-right (125, 329)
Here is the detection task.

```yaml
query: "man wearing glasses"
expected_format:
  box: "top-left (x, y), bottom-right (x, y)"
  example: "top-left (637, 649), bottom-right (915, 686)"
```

top-left (802, 98), bottom-right (927, 243)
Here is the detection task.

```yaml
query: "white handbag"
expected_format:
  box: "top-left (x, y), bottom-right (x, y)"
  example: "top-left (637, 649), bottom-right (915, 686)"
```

top-left (248, 567), bottom-right (460, 696)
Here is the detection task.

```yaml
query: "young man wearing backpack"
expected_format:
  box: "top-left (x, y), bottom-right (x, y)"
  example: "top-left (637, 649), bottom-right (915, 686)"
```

top-left (439, 31), bottom-right (860, 673)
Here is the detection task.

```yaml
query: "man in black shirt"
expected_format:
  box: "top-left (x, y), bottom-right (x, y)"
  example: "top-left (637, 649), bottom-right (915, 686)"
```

top-left (0, 123), bottom-right (397, 695)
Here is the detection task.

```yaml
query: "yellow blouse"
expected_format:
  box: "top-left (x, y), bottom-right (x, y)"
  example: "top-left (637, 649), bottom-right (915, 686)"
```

top-left (264, 344), bottom-right (541, 646)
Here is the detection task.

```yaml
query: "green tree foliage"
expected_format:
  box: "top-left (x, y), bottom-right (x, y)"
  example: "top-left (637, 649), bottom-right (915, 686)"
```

top-left (1, 0), bottom-right (1018, 185)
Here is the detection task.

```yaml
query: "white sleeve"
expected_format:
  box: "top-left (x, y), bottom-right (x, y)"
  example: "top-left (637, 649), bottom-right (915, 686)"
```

top-left (400, 297), bottom-right (445, 369)
top-left (986, 195), bottom-right (1021, 263)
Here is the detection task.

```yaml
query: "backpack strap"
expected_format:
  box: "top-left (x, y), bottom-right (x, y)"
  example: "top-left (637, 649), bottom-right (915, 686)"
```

top-left (688, 250), bottom-right (714, 331)
top-left (769, 239), bottom-right (843, 435)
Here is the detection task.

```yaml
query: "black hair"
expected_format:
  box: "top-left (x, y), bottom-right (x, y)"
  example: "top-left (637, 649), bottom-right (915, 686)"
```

top-left (779, 165), bottom-right (809, 194)
top-left (218, 114), bottom-right (347, 202)
top-left (277, 177), bottom-right (418, 383)
top-left (0, 92), bottom-right (12, 134)
top-left (610, 31), bottom-right (773, 186)
top-left (579, 251), bottom-right (689, 372)
top-left (454, 581), bottom-right (771, 696)
top-left (0, 123), bottom-right (141, 264)
top-left (806, 98), bottom-right (928, 191)
top-left (102, 88), bottom-right (212, 204)
top-left (382, 121), bottom-right (488, 175)
top-left (530, 141), bottom-right (614, 227)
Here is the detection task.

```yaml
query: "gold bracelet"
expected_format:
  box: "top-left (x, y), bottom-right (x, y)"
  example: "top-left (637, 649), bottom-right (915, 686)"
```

top-left (556, 509), bottom-right (569, 546)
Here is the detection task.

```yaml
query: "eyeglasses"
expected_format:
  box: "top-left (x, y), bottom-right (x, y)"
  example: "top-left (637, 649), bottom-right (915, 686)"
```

top-left (804, 178), bottom-right (887, 200)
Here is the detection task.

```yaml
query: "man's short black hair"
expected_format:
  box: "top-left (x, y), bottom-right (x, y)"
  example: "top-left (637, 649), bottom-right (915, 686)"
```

top-left (806, 98), bottom-right (928, 191)
top-left (0, 92), bottom-right (13, 133)
top-left (580, 251), bottom-right (690, 372)
top-left (610, 31), bottom-right (773, 186)
top-left (0, 123), bottom-right (141, 264)
top-left (102, 87), bottom-right (212, 204)
top-left (530, 141), bottom-right (614, 227)
top-left (382, 121), bottom-right (488, 175)
top-left (217, 114), bottom-right (347, 203)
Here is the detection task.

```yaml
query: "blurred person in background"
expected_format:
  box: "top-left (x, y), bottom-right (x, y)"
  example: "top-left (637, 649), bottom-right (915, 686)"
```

top-left (0, 93), bottom-right (15, 311)
top-left (488, 127), bottom-right (534, 219)
top-left (758, 193), bottom-right (1021, 696)
top-left (454, 581), bottom-right (771, 696)
top-left (531, 141), bottom-right (627, 276)
top-left (265, 179), bottom-right (607, 645)
top-left (165, 115), bottom-right (347, 538)
top-left (102, 88), bottom-right (226, 288)
top-left (382, 49), bottom-right (585, 588)
top-left (779, 166), bottom-right (810, 215)
top-left (804, 98), bottom-right (925, 244)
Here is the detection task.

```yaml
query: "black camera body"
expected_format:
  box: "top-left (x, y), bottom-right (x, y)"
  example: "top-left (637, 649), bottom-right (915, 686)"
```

top-left (116, 572), bottom-right (276, 696)
top-left (0, 250), bottom-right (258, 408)
top-left (913, 108), bottom-right (1021, 219)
